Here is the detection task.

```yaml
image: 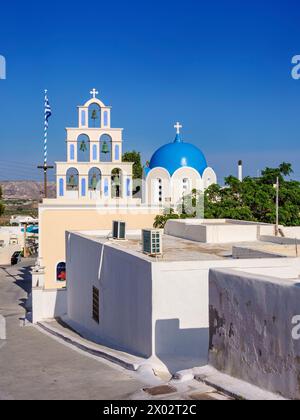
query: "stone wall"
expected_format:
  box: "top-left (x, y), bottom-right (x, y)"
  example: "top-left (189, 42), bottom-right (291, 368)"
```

top-left (209, 268), bottom-right (300, 400)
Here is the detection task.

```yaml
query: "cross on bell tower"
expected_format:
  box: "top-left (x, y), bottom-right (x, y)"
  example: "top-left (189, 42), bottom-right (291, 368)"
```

top-left (90, 88), bottom-right (99, 99)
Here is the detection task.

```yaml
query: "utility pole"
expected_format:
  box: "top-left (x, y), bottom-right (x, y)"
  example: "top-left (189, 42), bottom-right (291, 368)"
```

top-left (275, 176), bottom-right (279, 237)
top-left (37, 164), bottom-right (54, 198)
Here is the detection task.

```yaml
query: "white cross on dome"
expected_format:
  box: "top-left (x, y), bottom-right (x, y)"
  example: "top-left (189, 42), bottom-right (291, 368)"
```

top-left (174, 122), bottom-right (182, 134)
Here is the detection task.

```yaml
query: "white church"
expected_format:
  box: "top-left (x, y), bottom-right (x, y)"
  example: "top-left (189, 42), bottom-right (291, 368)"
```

top-left (32, 89), bottom-right (217, 324)
top-left (55, 88), bottom-right (217, 207)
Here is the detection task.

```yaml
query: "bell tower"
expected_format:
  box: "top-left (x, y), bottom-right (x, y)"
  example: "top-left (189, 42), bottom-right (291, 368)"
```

top-left (55, 89), bottom-right (134, 201)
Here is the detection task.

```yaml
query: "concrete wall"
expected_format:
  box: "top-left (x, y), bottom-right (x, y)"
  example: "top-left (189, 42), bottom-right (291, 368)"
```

top-left (282, 226), bottom-right (300, 239)
top-left (66, 233), bottom-right (153, 358)
top-left (165, 219), bottom-right (261, 243)
top-left (32, 288), bottom-right (67, 323)
top-left (209, 268), bottom-right (300, 400)
top-left (260, 235), bottom-right (300, 246)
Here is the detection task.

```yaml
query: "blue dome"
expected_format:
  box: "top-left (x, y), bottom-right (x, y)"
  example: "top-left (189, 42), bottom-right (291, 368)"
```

top-left (149, 134), bottom-right (208, 176)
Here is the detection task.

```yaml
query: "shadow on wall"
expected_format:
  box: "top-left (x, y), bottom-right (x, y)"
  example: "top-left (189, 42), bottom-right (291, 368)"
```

top-left (155, 319), bottom-right (209, 373)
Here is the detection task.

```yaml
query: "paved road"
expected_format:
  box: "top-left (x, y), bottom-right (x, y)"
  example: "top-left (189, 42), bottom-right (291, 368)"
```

top-left (0, 260), bottom-right (146, 400)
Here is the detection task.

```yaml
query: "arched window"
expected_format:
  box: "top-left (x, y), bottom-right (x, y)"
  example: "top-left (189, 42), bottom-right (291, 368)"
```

top-left (92, 144), bottom-right (98, 161)
top-left (66, 168), bottom-right (79, 191)
top-left (115, 144), bottom-right (120, 161)
top-left (182, 178), bottom-right (190, 194)
top-left (56, 262), bottom-right (66, 282)
top-left (103, 110), bottom-right (109, 127)
top-left (81, 110), bottom-right (86, 127)
top-left (153, 178), bottom-right (163, 204)
top-left (88, 103), bottom-right (101, 128)
top-left (126, 178), bottom-right (131, 197)
top-left (77, 134), bottom-right (90, 162)
top-left (104, 178), bottom-right (109, 197)
top-left (111, 168), bottom-right (122, 198)
top-left (59, 178), bottom-right (64, 197)
top-left (81, 178), bottom-right (87, 197)
top-left (70, 144), bottom-right (75, 161)
top-left (100, 134), bottom-right (112, 162)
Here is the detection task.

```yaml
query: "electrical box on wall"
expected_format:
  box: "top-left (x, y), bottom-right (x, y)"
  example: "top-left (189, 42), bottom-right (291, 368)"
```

top-left (142, 229), bottom-right (163, 255)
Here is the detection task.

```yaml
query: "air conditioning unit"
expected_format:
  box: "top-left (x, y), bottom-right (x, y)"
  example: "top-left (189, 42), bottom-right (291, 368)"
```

top-left (112, 221), bottom-right (126, 240)
top-left (142, 229), bottom-right (162, 255)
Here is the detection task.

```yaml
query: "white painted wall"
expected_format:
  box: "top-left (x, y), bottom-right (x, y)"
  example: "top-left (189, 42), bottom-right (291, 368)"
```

top-left (0, 226), bottom-right (24, 248)
top-left (0, 244), bottom-right (22, 265)
top-left (209, 267), bottom-right (300, 400)
top-left (165, 219), bottom-right (259, 243)
top-left (282, 226), bottom-right (300, 239)
top-left (31, 288), bottom-right (67, 324)
top-left (151, 262), bottom-right (209, 370)
top-left (66, 233), bottom-right (153, 357)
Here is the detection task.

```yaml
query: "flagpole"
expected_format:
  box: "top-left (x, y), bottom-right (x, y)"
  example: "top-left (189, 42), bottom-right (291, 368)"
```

top-left (44, 89), bottom-right (48, 166)
top-left (38, 89), bottom-right (53, 199)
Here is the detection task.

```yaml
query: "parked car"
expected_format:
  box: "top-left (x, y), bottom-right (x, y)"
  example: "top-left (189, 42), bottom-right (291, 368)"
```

top-left (11, 251), bottom-right (22, 266)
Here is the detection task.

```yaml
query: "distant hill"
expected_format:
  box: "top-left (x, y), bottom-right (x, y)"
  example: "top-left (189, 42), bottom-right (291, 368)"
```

top-left (0, 181), bottom-right (56, 200)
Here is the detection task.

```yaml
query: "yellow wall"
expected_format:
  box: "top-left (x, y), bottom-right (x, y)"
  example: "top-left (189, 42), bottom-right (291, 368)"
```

top-left (39, 206), bottom-right (158, 290)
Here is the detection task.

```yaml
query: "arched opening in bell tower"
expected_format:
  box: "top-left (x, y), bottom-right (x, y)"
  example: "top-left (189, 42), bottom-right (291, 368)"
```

top-left (77, 134), bottom-right (90, 162)
top-left (88, 103), bottom-right (101, 128)
top-left (100, 134), bottom-right (112, 162)
top-left (111, 168), bottom-right (122, 198)
top-left (88, 167), bottom-right (102, 199)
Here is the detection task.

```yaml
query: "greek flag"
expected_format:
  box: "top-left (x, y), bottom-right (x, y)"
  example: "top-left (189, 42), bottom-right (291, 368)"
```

top-left (44, 90), bottom-right (52, 164)
top-left (45, 95), bottom-right (52, 124)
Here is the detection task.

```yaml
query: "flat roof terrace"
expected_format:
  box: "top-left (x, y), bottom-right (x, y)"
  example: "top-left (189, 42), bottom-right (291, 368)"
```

top-left (77, 231), bottom-right (299, 262)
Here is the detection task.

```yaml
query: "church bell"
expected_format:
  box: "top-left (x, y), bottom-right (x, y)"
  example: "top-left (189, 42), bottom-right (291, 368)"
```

top-left (101, 141), bottom-right (109, 154)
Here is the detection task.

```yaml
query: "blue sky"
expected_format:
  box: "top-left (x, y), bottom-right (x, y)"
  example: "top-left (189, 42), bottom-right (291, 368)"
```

top-left (0, 0), bottom-right (300, 182)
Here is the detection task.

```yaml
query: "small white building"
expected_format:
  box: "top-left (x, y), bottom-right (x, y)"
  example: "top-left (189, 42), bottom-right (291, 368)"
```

top-left (10, 215), bottom-right (38, 226)
top-left (0, 226), bottom-right (23, 265)
top-left (63, 221), bottom-right (300, 373)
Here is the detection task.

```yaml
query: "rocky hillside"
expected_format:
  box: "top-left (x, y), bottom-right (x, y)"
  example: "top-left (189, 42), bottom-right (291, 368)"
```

top-left (0, 181), bottom-right (56, 200)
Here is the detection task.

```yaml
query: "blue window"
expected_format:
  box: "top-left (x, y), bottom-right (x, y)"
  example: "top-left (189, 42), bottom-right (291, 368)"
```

top-left (115, 145), bottom-right (120, 161)
top-left (70, 144), bottom-right (75, 161)
top-left (103, 111), bottom-right (108, 127)
top-left (81, 178), bottom-right (86, 196)
top-left (126, 178), bottom-right (131, 197)
top-left (81, 110), bottom-right (86, 126)
top-left (59, 178), bottom-right (64, 197)
top-left (93, 144), bottom-right (97, 161)
top-left (104, 179), bottom-right (109, 197)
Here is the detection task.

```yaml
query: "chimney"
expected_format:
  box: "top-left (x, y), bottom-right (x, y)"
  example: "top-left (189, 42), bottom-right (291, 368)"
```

top-left (238, 160), bottom-right (243, 182)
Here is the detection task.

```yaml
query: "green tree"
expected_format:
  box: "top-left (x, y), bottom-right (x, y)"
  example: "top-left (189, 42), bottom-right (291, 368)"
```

top-left (152, 163), bottom-right (300, 228)
top-left (203, 163), bottom-right (300, 226)
top-left (122, 151), bottom-right (143, 179)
